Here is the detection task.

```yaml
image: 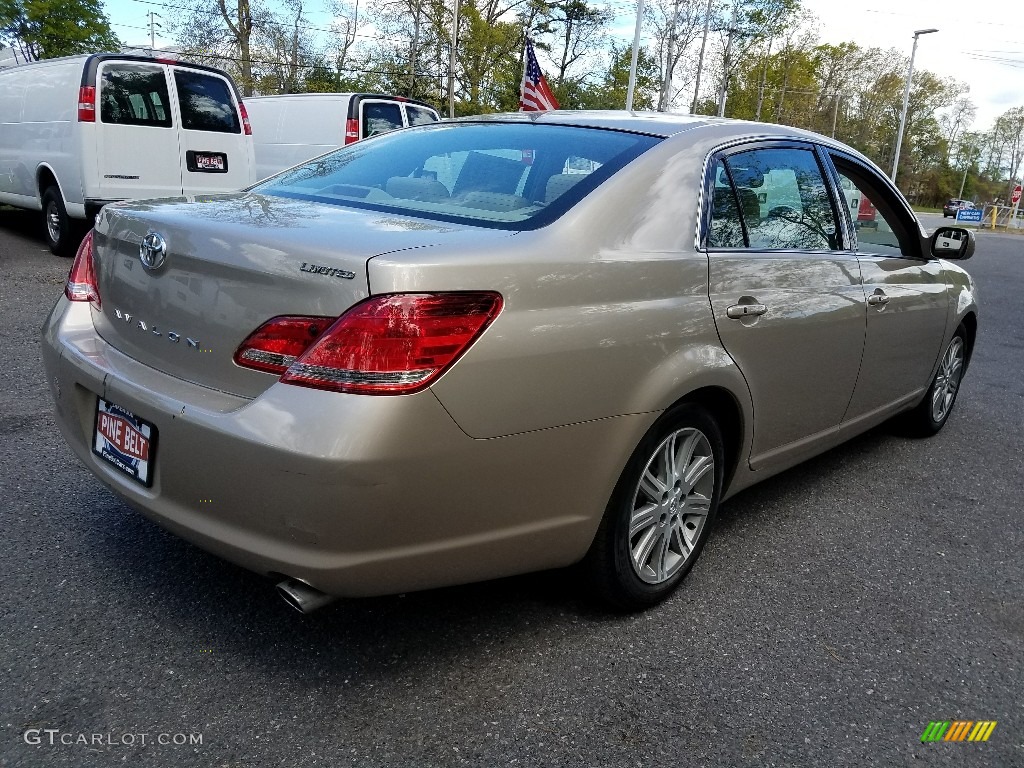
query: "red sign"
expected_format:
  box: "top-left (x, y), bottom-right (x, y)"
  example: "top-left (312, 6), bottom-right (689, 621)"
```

top-left (1013, 185), bottom-right (1022, 205)
top-left (97, 411), bottom-right (150, 461)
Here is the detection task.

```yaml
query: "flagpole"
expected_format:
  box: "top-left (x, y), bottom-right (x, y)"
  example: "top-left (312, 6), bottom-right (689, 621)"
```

top-left (519, 38), bottom-right (529, 111)
top-left (625, 0), bottom-right (645, 111)
top-left (448, 0), bottom-right (460, 118)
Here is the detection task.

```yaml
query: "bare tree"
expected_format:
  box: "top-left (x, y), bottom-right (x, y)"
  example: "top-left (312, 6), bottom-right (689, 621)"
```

top-left (994, 106), bottom-right (1024, 195)
top-left (327, 0), bottom-right (361, 75)
top-left (170, 0), bottom-right (276, 96)
top-left (646, 0), bottom-right (703, 111)
top-left (544, 0), bottom-right (610, 86)
top-left (939, 96), bottom-right (977, 165)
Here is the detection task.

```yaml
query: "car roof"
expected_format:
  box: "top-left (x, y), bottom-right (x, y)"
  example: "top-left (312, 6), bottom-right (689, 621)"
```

top-left (449, 110), bottom-right (831, 141)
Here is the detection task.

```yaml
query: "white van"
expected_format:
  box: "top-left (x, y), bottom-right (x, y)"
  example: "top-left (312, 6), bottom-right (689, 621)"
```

top-left (244, 93), bottom-right (440, 180)
top-left (0, 53), bottom-right (255, 254)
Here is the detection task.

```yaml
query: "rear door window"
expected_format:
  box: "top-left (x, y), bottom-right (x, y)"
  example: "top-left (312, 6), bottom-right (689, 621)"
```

top-left (717, 147), bottom-right (840, 250)
top-left (707, 160), bottom-right (746, 249)
top-left (362, 101), bottom-right (404, 138)
top-left (173, 70), bottom-right (240, 133)
top-left (100, 64), bottom-right (172, 127)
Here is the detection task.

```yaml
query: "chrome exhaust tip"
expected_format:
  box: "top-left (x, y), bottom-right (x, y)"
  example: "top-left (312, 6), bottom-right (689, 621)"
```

top-left (276, 578), bottom-right (337, 614)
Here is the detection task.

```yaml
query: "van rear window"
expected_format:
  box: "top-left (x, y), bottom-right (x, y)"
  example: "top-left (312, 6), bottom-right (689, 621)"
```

top-left (174, 71), bottom-right (240, 133)
top-left (100, 65), bottom-right (172, 127)
top-left (407, 106), bottom-right (438, 126)
top-left (362, 102), bottom-right (403, 138)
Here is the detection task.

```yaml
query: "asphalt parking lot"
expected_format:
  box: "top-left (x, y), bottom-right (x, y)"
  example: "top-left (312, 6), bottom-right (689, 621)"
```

top-left (1, 207), bottom-right (1021, 767)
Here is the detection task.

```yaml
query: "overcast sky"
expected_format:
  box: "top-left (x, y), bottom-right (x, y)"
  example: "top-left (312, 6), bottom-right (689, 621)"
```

top-left (104, 0), bottom-right (1024, 129)
top-left (803, 0), bottom-right (1024, 128)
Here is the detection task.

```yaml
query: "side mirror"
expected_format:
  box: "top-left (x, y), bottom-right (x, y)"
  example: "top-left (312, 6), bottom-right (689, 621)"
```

top-left (929, 227), bottom-right (975, 260)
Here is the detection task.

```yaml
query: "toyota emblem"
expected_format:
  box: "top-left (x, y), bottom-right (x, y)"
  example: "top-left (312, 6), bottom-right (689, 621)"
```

top-left (139, 232), bottom-right (167, 270)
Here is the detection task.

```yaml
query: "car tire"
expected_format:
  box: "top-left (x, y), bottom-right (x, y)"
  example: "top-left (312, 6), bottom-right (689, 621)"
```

top-left (907, 327), bottom-right (967, 436)
top-left (584, 403), bottom-right (725, 610)
top-left (42, 186), bottom-right (76, 257)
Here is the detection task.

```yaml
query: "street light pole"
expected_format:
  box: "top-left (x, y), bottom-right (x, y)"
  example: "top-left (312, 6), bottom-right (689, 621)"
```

top-left (891, 28), bottom-right (937, 184)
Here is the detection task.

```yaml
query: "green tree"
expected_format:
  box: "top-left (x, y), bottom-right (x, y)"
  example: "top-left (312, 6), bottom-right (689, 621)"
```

top-left (578, 44), bottom-right (658, 110)
top-left (0, 0), bottom-right (120, 60)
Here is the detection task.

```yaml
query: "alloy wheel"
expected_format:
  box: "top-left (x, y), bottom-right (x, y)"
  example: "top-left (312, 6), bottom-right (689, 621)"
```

top-left (931, 336), bottom-right (964, 424)
top-left (628, 427), bottom-right (715, 585)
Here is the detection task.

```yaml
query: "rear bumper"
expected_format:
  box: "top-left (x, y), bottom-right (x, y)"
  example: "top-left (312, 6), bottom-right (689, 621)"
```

top-left (43, 298), bottom-right (646, 597)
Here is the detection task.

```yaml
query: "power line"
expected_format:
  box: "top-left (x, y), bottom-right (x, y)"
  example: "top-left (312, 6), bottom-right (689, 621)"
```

top-left (169, 47), bottom-right (448, 78)
top-left (125, 0), bottom-right (432, 46)
top-left (964, 53), bottom-right (1024, 68)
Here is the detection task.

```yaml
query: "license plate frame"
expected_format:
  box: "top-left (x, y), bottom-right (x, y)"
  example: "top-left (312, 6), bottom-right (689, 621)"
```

top-left (186, 150), bottom-right (228, 173)
top-left (92, 398), bottom-right (157, 487)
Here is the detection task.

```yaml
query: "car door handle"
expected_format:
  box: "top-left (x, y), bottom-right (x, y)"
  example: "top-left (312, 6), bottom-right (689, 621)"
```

top-left (867, 293), bottom-right (890, 306)
top-left (726, 303), bottom-right (768, 319)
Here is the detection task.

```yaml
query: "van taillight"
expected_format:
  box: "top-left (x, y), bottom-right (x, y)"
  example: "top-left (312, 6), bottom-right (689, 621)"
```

top-left (235, 293), bottom-right (503, 394)
top-left (78, 86), bottom-right (96, 122)
top-left (65, 230), bottom-right (100, 306)
top-left (344, 118), bottom-right (359, 144)
top-left (239, 101), bottom-right (252, 135)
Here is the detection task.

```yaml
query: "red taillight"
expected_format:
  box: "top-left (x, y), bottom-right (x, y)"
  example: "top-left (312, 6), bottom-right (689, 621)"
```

top-left (239, 100), bottom-right (252, 135)
top-left (344, 117), bottom-right (359, 144)
top-left (65, 230), bottom-right (100, 306)
top-left (235, 293), bottom-right (503, 394)
top-left (282, 293), bottom-right (503, 394)
top-left (78, 86), bottom-right (96, 122)
top-left (233, 316), bottom-right (334, 374)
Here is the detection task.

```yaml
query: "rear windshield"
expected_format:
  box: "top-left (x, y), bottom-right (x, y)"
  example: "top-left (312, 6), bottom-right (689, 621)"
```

top-left (173, 70), bottom-right (240, 133)
top-left (252, 123), bottom-right (660, 230)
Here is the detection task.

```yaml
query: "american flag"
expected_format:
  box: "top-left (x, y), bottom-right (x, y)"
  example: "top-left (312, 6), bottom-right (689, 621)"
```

top-left (519, 39), bottom-right (559, 112)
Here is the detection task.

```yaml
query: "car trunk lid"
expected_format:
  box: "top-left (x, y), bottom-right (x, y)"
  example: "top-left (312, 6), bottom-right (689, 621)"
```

top-left (90, 193), bottom-right (500, 398)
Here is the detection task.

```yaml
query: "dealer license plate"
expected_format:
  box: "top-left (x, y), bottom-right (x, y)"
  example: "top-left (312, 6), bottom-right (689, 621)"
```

top-left (92, 398), bottom-right (156, 487)
top-left (195, 153), bottom-right (226, 171)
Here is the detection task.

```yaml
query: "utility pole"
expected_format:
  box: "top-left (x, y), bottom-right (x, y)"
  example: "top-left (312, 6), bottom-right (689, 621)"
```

top-left (148, 11), bottom-right (162, 50)
top-left (690, 0), bottom-right (714, 114)
top-left (831, 92), bottom-right (840, 138)
top-left (957, 143), bottom-right (979, 199)
top-left (754, 36), bottom-right (772, 121)
top-left (447, 0), bottom-right (460, 118)
top-left (716, 4), bottom-right (738, 117)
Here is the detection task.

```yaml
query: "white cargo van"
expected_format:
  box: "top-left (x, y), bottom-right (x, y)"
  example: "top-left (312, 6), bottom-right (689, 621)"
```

top-left (244, 93), bottom-right (440, 180)
top-left (0, 53), bottom-right (255, 254)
